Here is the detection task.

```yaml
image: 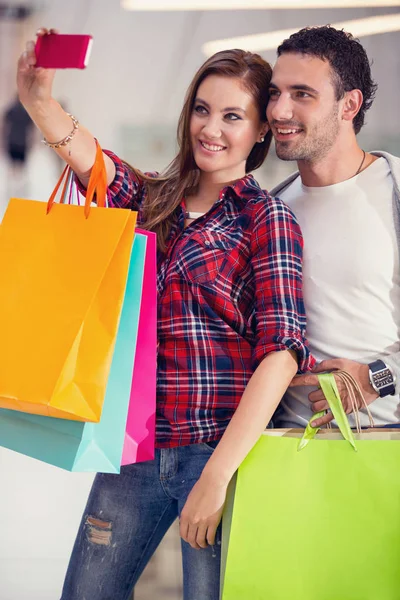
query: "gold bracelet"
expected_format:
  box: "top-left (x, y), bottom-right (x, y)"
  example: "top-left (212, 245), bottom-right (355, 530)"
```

top-left (42, 114), bottom-right (79, 153)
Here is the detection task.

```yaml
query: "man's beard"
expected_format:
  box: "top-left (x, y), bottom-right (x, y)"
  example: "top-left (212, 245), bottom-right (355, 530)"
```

top-left (275, 106), bottom-right (340, 163)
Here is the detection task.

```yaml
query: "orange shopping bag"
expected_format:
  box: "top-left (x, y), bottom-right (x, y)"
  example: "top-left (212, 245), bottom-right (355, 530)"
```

top-left (0, 142), bottom-right (137, 422)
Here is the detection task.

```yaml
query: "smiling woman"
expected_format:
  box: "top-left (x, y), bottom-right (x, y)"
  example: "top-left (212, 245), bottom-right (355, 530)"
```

top-left (190, 76), bottom-right (264, 177)
top-left (17, 31), bottom-right (314, 600)
top-left (119, 48), bottom-right (273, 249)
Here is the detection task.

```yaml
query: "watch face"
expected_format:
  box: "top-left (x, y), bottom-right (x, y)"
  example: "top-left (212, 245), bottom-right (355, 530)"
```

top-left (374, 369), bottom-right (394, 389)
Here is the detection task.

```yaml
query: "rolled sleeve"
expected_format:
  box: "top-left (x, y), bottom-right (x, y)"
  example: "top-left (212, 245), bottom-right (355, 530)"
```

top-left (250, 196), bottom-right (315, 374)
top-left (73, 149), bottom-right (146, 210)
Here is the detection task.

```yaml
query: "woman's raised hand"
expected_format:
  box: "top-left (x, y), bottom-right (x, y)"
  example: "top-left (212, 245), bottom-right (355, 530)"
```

top-left (16, 27), bottom-right (116, 186)
top-left (17, 28), bottom-right (58, 110)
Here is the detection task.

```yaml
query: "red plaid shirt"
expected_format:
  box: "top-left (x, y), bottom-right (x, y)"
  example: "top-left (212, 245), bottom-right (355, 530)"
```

top-left (83, 151), bottom-right (314, 447)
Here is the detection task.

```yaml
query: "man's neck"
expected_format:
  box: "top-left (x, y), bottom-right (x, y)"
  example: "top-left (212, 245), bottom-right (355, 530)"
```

top-left (297, 139), bottom-right (372, 187)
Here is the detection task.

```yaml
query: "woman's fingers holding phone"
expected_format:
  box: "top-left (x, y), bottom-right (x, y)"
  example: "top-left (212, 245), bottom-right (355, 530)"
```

top-left (17, 31), bottom-right (57, 109)
top-left (36, 27), bottom-right (60, 36)
top-left (26, 27), bottom-right (60, 66)
top-left (24, 41), bottom-right (37, 66)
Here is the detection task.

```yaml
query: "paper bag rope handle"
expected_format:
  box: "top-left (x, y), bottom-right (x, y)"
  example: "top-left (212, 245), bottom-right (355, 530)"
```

top-left (46, 140), bottom-right (107, 218)
top-left (298, 371), bottom-right (374, 452)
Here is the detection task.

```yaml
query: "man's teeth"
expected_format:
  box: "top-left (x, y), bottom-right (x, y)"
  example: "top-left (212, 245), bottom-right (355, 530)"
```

top-left (277, 128), bottom-right (300, 135)
top-left (201, 142), bottom-right (225, 152)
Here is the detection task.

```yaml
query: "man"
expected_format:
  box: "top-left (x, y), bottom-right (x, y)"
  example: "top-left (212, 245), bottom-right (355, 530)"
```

top-left (268, 26), bottom-right (400, 428)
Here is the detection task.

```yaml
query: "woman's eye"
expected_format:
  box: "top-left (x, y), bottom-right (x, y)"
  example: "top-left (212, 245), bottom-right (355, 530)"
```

top-left (225, 113), bottom-right (241, 121)
top-left (194, 105), bottom-right (207, 114)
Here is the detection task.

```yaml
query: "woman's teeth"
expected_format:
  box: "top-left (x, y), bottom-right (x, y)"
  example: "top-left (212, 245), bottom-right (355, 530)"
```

top-left (201, 141), bottom-right (225, 152)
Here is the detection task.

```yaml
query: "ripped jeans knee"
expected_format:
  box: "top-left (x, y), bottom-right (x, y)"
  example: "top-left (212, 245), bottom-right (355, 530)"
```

top-left (85, 516), bottom-right (113, 546)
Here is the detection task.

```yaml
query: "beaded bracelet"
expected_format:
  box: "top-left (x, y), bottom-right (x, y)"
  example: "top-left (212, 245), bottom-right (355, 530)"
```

top-left (42, 114), bottom-right (79, 155)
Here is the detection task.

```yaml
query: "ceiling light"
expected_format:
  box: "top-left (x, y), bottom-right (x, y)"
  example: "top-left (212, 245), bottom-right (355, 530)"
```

top-left (122, 0), bottom-right (400, 9)
top-left (202, 13), bottom-right (400, 55)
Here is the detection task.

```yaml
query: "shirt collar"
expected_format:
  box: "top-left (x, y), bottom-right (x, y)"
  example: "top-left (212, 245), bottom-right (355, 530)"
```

top-left (218, 173), bottom-right (262, 204)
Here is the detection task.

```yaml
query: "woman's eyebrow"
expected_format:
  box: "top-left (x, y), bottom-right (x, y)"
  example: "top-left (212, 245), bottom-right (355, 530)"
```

top-left (195, 97), bottom-right (246, 113)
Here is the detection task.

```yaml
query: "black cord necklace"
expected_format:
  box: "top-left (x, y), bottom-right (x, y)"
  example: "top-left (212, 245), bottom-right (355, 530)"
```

top-left (355, 150), bottom-right (366, 176)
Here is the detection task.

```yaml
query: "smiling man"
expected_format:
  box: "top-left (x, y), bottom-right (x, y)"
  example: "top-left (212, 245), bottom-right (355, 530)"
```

top-left (268, 26), bottom-right (400, 429)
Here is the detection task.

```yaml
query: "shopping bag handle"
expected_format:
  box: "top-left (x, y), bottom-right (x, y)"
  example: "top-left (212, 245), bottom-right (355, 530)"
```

top-left (298, 372), bottom-right (357, 452)
top-left (46, 140), bottom-right (107, 218)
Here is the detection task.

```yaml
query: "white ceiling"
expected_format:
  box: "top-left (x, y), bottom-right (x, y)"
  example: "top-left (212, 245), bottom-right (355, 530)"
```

top-left (1, 0), bottom-right (399, 158)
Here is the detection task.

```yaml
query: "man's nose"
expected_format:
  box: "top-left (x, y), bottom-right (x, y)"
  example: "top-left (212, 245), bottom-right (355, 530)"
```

top-left (268, 95), bottom-right (294, 122)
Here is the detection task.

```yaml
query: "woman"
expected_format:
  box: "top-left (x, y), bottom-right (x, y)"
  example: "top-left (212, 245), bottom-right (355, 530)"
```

top-left (18, 29), bottom-right (314, 600)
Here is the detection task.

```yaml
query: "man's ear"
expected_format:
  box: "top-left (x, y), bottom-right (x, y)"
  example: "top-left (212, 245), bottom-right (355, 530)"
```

top-left (341, 89), bottom-right (363, 124)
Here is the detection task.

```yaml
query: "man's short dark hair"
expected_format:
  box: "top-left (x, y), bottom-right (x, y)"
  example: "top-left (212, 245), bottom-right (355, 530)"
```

top-left (277, 25), bottom-right (378, 134)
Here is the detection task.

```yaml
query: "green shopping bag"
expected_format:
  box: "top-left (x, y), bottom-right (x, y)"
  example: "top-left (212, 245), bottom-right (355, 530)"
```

top-left (222, 373), bottom-right (400, 600)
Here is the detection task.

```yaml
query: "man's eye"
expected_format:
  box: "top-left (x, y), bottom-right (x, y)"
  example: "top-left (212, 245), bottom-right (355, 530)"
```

top-left (269, 89), bottom-right (279, 97)
top-left (297, 92), bottom-right (311, 98)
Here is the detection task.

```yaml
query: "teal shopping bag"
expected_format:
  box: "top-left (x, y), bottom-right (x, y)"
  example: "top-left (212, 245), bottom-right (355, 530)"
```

top-left (0, 232), bottom-right (147, 472)
top-left (222, 374), bottom-right (400, 600)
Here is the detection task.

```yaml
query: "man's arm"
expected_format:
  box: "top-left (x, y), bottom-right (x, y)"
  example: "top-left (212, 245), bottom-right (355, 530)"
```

top-left (381, 351), bottom-right (400, 395)
top-left (290, 352), bottom-right (399, 427)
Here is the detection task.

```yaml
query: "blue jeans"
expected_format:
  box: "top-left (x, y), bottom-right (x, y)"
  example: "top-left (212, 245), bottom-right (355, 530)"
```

top-left (61, 442), bottom-right (221, 600)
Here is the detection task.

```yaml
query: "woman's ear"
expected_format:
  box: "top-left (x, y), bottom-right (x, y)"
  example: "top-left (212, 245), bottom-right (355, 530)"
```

top-left (259, 122), bottom-right (270, 143)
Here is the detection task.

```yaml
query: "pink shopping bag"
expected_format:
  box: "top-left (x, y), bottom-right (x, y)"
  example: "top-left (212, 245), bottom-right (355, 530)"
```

top-left (122, 228), bottom-right (157, 465)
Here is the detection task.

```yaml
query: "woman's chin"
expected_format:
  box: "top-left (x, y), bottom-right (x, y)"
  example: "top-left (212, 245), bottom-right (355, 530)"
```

top-left (194, 156), bottom-right (227, 174)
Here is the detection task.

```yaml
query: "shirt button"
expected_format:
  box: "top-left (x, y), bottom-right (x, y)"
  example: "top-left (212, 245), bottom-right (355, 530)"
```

top-left (205, 240), bottom-right (210, 246)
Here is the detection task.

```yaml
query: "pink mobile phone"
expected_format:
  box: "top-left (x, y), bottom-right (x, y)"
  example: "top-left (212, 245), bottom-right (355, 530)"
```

top-left (35, 33), bottom-right (93, 69)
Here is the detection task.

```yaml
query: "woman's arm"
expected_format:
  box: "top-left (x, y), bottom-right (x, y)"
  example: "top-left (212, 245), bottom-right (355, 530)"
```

top-left (17, 29), bottom-right (115, 188)
top-left (179, 349), bottom-right (297, 550)
top-left (179, 195), bottom-right (314, 549)
top-left (202, 349), bottom-right (297, 485)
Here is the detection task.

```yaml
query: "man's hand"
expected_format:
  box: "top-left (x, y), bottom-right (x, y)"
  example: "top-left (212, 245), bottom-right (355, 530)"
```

top-left (290, 358), bottom-right (379, 427)
top-left (179, 475), bottom-right (226, 550)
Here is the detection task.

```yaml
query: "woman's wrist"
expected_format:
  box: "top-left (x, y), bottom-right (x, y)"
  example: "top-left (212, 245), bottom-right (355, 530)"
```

top-left (24, 98), bottom-right (74, 142)
top-left (200, 458), bottom-right (233, 488)
top-left (25, 99), bottom-right (86, 164)
top-left (23, 96), bottom-right (57, 120)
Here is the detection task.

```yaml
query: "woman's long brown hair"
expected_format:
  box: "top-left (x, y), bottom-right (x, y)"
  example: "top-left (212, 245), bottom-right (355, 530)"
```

top-left (125, 49), bottom-right (273, 251)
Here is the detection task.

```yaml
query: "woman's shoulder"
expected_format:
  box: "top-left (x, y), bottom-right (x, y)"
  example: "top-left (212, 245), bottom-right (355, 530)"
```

top-left (245, 180), bottom-right (300, 226)
top-left (104, 149), bottom-right (159, 209)
top-left (105, 149), bottom-right (159, 182)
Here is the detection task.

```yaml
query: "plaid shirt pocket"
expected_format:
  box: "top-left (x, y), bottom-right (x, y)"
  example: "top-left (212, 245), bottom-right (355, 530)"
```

top-left (181, 229), bottom-right (237, 286)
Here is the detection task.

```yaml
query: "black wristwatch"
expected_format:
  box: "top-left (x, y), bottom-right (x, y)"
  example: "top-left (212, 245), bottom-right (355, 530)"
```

top-left (368, 359), bottom-right (396, 397)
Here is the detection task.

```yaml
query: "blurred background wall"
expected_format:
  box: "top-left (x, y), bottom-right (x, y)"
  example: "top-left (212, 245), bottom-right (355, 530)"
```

top-left (0, 1), bottom-right (399, 598)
